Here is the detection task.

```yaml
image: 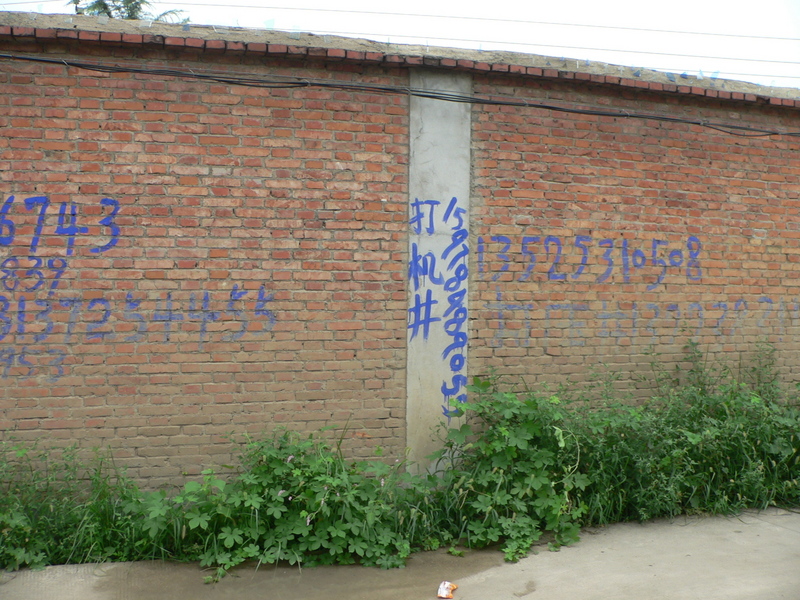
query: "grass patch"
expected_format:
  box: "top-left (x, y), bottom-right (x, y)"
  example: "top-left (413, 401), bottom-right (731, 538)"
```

top-left (572, 343), bottom-right (800, 522)
top-left (0, 445), bottom-right (154, 571)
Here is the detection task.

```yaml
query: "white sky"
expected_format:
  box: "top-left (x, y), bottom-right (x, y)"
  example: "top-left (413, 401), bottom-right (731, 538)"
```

top-left (2, 0), bottom-right (800, 89)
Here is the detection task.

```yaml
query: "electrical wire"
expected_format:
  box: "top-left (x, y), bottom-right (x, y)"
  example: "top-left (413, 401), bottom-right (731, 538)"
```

top-left (1, 52), bottom-right (798, 139)
top-left (7, 1), bottom-right (797, 44)
top-left (265, 27), bottom-right (800, 67)
top-left (634, 70), bottom-right (799, 82)
top-left (161, 4), bottom-right (800, 44)
top-left (4, 4), bottom-right (800, 84)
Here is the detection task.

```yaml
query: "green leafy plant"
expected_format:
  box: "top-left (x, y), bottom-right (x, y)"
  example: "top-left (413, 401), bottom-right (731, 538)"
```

top-left (430, 377), bottom-right (589, 561)
top-left (131, 429), bottom-right (445, 581)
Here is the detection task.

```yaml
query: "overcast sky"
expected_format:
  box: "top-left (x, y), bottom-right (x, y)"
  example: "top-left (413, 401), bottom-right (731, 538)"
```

top-left (2, 0), bottom-right (800, 89)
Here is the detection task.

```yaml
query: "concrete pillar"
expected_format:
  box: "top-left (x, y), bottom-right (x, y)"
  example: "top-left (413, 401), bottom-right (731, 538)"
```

top-left (406, 70), bottom-right (472, 468)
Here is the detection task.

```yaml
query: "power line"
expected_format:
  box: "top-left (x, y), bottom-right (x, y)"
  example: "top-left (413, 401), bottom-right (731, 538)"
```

top-left (640, 69), bottom-right (799, 81)
top-left (143, 3), bottom-right (800, 44)
top-left (3, 7), bottom-right (798, 71)
top-left (4, 1), bottom-right (800, 43)
top-left (1, 53), bottom-right (798, 139)
top-left (258, 27), bottom-right (800, 67)
top-left (3, 4), bottom-right (799, 86)
top-left (2, 13), bottom-right (798, 85)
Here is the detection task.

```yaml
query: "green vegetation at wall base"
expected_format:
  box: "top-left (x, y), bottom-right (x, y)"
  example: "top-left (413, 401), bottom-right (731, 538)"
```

top-left (2, 344), bottom-right (798, 580)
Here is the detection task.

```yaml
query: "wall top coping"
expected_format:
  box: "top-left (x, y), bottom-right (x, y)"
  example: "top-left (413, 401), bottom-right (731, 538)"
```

top-left (0, 11), bottom-right (798, 109)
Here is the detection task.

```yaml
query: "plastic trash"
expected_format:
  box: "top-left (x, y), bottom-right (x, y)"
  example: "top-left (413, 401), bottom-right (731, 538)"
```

top-left (437, 581), bottom-right (458, 599)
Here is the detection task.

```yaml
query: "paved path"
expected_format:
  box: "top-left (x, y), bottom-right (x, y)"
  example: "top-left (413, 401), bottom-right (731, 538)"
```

top-left (2, 508), bottom-right (798, 600)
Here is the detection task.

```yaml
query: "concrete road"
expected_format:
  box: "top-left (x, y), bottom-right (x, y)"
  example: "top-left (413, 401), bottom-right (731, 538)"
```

top-left (2, 508), bottom-right (798, 600)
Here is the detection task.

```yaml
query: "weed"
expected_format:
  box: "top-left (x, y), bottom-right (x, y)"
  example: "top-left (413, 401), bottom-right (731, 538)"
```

top-left (571, 342), bottom-right (800, 523)
top-left (430, 376), bottom-right (589, 561)
top-left (132, 429), bottom-right (448, 580)
top-left (1, 343), bottom-right (797, 579)
top-left (0, 444), bottom-right (152, 571)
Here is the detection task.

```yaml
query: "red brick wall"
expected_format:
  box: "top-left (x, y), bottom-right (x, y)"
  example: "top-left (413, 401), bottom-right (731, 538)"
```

top-left (470, 74), bottom-right (800, 395)
top-left (0, 40), bottom-right (409, 485)
top-left (4, 29), bottom-right (800, 486)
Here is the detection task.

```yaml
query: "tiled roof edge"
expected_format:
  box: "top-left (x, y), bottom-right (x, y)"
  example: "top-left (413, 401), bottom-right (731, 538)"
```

top-left (0, 23), bottom-right (797, 109)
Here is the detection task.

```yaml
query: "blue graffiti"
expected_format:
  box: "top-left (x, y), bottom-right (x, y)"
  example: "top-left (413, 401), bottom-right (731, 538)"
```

top-left (0, 193), bottom-right (280, 382)
top-left (407, 196), bottom-right (470, 420)
top-left (90, 198), bottom-right (121, 254)
top-left (409, 199), bottom-right (441, 235)
top-left (545, 303), bottom-right (589, 346)
top-left (2, 194), bottom-right (121, 256)
top-left (407, 289), bottom-right (440, 341)
top-left (486, 289), bottom-right (534, 348)
top-left (408, 243), bottom-right (445, 292)
top-left (0, 286), bottom-right (278, 380)
top-left (154, 292), bottom-right (185, 342)
top-left (478, 233), bottom-right (702, 289)
top-left (439, 198), bottom-right (469, 416)
top-left (1, 257), bottom-right (67, 294)
top-left (487, 291), bottom-right (800, 348)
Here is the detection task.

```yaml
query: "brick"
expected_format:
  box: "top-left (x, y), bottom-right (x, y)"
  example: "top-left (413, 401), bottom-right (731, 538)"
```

top-left (244, 41), bottom-right (265, 53)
